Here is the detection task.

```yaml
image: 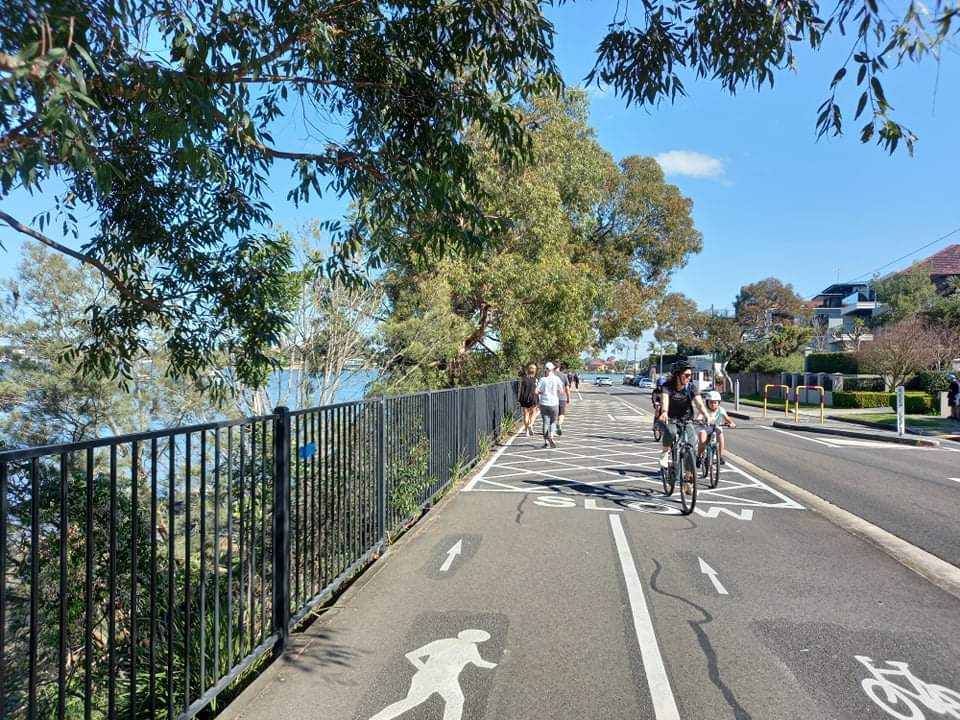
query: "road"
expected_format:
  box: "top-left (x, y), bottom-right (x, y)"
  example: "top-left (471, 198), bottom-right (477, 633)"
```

top-left (611, 385), bottom-right (960, 568)
top-left (225, 386), bottom-right (960, 720)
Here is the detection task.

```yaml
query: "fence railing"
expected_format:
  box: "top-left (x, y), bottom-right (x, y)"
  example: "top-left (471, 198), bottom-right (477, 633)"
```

top-left (0, 380), bottom-right (518, 720)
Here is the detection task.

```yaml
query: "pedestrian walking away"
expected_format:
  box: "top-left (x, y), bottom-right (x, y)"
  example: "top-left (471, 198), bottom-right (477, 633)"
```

top-left (536, 362), bottom-right (565, 448)
top-left (518, 364), bottom-right (539, 436)
top-left (555, 363), bottom-right (571, 435)
top-left (948, 373), bottom-right (960, 421)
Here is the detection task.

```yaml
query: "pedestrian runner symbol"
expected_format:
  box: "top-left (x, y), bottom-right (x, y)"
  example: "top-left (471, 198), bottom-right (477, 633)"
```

top-left (368, 629), bottom-right (498, 720)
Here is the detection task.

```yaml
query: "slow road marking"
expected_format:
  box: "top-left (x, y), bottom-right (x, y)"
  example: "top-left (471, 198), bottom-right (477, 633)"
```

top-left (609, 515), bottom-right (680, 720)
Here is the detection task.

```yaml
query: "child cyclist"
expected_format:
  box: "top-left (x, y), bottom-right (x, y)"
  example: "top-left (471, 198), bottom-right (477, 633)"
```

top-left (697, 390), bottom-right (735, 465)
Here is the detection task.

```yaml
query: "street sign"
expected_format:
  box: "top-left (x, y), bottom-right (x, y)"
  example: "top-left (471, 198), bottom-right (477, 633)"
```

top-left (895, 386), bottom-right (905, 437)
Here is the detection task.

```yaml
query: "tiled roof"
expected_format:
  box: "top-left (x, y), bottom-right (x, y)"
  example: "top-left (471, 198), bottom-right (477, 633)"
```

top-left (919, 243), bottom-right (960, 276)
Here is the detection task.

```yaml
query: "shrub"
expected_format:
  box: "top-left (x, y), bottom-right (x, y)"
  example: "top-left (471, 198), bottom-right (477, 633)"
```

top-left (906, 371), bottom-right (950, 395)
top-left (746, 353), bottom-right (804, 373)
top-left (832, 391), bottom-right (890, 408)
top-left (889, 392), bottom-right (936, 415)
top-left (806, 352), bottom-right (859, 374)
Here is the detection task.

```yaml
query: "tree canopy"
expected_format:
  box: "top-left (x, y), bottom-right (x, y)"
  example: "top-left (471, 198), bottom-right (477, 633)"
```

top-left (1, 0), bottom-right (558, 387)
top-left (3, 0), bottom-right (956, 388)
top-left (376, 91), bottom-right (701, 390)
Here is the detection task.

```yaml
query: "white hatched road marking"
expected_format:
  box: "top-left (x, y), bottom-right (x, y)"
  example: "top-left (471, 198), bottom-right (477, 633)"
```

top-left (465, 393), bottom-right (803, 511)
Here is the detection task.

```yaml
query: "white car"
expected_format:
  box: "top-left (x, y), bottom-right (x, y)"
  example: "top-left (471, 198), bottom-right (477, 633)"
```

top-left (595, 377), bottom-right (613, 387)
top-left (637, 378), bottom-right (654, 389)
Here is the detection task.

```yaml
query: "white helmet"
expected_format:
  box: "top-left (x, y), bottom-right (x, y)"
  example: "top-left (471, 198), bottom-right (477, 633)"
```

top-left (705, 390), bottom-right (722, 402)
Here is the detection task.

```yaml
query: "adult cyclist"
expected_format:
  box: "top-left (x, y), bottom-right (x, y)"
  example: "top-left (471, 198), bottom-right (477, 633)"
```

top-left (656, 360), bottom-right (708, 494)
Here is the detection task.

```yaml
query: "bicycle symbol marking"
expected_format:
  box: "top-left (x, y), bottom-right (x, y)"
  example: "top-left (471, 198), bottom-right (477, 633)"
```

top-left (855, 655), bottom-right (960, 720)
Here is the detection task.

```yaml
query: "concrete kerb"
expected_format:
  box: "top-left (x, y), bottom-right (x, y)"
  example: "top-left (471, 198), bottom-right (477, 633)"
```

top-left (727, 410), bottom-right (752, 421)
top-left (770, 419), bottom-right (939, 447)
top-left (216, 423), bottom-right (526, 720)
top-left (725, 450), bottom-right (960, 602)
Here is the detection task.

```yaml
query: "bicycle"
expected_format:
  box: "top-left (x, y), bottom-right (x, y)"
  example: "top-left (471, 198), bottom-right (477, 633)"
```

top-left (856, 655), bottom-right (960, 720)
top-left (700, 426), bottom-right (721, 489)
top-left (652, 402), bottom-right (663, 442)
top-left (659, 417), bottom-right (697, 515)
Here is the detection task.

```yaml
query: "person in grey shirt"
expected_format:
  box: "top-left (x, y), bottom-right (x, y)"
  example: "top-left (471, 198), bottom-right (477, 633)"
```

top-left (536, 362), bottom-right (565, 448)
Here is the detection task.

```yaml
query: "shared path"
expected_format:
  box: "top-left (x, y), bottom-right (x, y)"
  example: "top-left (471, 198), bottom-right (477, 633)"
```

top-left (224, 385), bottom-right (960, 720)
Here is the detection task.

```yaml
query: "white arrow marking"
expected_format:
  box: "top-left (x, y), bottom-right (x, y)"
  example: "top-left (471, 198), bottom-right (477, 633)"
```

top-left (698, 557), bottom-right (729, 595)
top-left (439, 539), bottom-right (463, 573)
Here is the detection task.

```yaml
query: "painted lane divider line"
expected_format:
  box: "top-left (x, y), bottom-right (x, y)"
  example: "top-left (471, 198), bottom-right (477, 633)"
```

top-left (439, 539), bottom-right (463, 573)
top-left (950, 477), bottom-right (960, 484)
top-left (609, 515), bottom-right (681, 720)
top-left (698, 557), bottom-right (729, 595)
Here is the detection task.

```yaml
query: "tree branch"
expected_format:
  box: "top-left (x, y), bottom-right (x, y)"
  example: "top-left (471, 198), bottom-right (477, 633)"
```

top-left (0, 209), bottom-right (147, 307)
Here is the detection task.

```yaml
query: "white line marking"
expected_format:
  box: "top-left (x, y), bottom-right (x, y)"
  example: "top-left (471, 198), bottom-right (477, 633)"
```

top-left (698, 557), bottom-right (729, 595)
top-left (608, 414), bottom-right (616, 421)
top-left (462, 427), bottom-right (523, 491)
top-left (950, 477), bottom-right (960, 483)
top-left (439, 539), bottom-right (462, 572)
top-left (609, 515), bottom-right (680, 720)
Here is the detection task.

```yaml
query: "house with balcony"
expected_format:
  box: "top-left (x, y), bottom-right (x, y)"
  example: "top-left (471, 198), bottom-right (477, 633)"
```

top-left (808, 282), bottom-right (882, 352)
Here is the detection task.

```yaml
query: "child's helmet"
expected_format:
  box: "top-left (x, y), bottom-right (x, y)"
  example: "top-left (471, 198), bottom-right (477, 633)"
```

top-left (705, 390), bottom-right (722, 402)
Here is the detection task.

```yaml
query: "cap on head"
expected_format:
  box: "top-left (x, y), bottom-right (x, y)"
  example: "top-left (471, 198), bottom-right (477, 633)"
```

top-left (949, 374), bottom-right (957, 380)
top-left (545, 361), bottom-right (555, 370)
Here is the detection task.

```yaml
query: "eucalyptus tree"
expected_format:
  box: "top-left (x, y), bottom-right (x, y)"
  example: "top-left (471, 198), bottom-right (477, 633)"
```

top-left (1, 0), bottom-right (559, 388)
top-left (376, 91), bottom-right (702, 390)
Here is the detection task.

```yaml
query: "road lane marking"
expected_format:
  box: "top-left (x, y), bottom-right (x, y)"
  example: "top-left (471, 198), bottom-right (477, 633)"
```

top-left (463, 427), bottom-right (523, 491)
top-left (698, 557), bottom-right (729, 595)
top-left (439, 539), bottom-right (463, 572)
top-left (950, 477), bottom-right (960, 483)
top-left (609, 515), bottom-right (681, 720)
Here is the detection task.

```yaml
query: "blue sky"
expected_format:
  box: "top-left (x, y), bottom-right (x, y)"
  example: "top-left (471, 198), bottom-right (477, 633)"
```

top-left (2, 4), bottom-right (958, 331)
top-left (545, 3), bottom-right (960, 315)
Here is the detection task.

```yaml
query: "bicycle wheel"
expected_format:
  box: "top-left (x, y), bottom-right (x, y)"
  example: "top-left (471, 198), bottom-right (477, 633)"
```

top-left (653, 419), bottom-right (662, 442)
top-left (859, 679), bottom-right (924, 720)
top-left (709, 445), bottom-right (720, 489)
top-left (700, 445), bottom-right (710, 479)
top-left (679, 445), bottom-right (697, 515)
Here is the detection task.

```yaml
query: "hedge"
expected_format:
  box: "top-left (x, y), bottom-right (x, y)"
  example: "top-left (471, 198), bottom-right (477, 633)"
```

top-left (833, 390), bottom-right (937, 413)
top-left (889, 392), bottom-right (937, 415)
top-left (906, 371), bottom-right (950, 395)
top-left (806, 352), bottom-right (859, 374)
top-left (832, 391), bottom-right (889, 408)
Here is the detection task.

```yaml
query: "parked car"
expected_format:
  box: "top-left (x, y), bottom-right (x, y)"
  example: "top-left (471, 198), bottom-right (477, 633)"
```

top-left (622, 374), bottom-right (634, 385)
top-left (637, 377), bottom-right (654, 389)
top-left (595, 376), bottom-right (613, 387)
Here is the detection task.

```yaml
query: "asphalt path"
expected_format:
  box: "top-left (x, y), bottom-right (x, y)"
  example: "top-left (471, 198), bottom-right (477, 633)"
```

top-left (225, 386), bottom-right (960, 720)
top-left (609, 385), bottom-right (960, 568)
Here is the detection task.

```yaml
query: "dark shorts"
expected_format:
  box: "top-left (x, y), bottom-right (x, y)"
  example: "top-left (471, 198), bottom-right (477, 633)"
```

top-left (558, 400), bottom-right (567, 415)
top-left (520, 398), bottom-right (537, 409)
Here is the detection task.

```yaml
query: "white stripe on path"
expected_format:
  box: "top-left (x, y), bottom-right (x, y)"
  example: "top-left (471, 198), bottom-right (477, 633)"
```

top-left (609, 514), bottom-right (681, 720)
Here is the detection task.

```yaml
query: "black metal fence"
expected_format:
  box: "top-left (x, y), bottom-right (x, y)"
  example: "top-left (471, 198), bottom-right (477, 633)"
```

top-left (0, 381), bottom-right (518, 720)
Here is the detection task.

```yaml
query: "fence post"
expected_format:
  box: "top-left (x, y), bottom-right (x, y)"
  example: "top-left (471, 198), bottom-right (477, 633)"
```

top-left (377, 395), bottom-right (387, 541)
top-left (455, 388), bottom-right (462, 462)
top-left (425, 390), bottom-right (433, 481)
top-left (271, 406), bottom-right (291, 657)
top-left (734, 379), bottom-right (740, 412)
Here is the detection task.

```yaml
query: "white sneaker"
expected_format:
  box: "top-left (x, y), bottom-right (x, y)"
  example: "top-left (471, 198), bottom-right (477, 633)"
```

top-left (659, 454), bottom-right (670, 469)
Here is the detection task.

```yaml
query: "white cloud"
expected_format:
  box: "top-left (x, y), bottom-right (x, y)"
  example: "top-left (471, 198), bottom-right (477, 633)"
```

top-left (654, 150), bottom-right (726, 181)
